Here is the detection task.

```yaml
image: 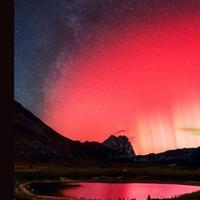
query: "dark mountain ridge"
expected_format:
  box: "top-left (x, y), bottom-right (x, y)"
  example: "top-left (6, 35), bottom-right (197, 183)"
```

top-left (14, 100), bottom-right (200, 166)
top-left (135, 146), bottom-right (200, 166)
top-left (14, 101), bottom-right (135, 165)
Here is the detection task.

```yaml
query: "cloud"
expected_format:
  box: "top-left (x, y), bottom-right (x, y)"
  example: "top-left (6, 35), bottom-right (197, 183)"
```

top-left (179, 128), bottom-right (200, 136)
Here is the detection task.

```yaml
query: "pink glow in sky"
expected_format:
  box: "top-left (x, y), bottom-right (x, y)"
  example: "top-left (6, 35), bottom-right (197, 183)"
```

top-left (43, 11), bottom-right (200, 155)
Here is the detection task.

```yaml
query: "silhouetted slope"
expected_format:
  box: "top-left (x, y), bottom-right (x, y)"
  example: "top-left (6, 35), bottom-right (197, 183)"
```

top-left (135, 147), bottom-right (200, 166)
top-left (14, 101), bottom-right (135, 165)
top-left (15, 101), bottom-right (82, 164)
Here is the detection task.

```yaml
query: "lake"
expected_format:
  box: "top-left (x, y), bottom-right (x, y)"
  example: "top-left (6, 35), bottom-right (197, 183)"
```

top-left (31, 182), bottom-right (200, 200)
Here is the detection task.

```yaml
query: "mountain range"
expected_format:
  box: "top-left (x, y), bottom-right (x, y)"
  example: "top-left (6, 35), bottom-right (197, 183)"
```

top-left (14, 100), bottom-right (200, 167)
top-left (14, 101), bottom-right (134, 166)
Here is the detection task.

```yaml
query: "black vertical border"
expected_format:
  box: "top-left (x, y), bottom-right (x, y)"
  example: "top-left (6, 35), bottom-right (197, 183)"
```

top-left (0, 0), bottom-right (14, 199)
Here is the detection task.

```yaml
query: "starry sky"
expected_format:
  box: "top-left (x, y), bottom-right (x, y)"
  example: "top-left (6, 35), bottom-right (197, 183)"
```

top-left (15, 0), bottom-right (200, 155)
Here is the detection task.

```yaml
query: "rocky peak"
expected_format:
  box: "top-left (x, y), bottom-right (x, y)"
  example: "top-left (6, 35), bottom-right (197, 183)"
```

top-left (103, 135), bottom-right (135, 158)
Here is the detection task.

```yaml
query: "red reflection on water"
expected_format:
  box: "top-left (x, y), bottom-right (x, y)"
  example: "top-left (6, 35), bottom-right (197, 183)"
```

top-left (58, 182), bottom-right (200, 200)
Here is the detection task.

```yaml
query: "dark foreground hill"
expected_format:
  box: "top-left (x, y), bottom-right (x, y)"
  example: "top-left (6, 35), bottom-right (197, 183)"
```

top-left (14, 101), bottom-right (135, 166)
top-left (135, 146), bottom-right (200, 166)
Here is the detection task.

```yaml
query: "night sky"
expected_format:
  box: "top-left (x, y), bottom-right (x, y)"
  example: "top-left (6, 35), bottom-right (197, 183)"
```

top-left (15, 0), bottom-right (200, 155)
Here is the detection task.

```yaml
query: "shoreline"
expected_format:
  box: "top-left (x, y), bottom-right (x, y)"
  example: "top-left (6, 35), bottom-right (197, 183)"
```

top-left (16, 178), bottom-right (200, 200)
top-left (15, 164), bottom-right (200, 200)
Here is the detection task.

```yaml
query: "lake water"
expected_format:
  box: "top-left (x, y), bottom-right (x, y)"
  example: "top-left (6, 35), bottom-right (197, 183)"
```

top-left (33, 182), bottom-right (200, 200)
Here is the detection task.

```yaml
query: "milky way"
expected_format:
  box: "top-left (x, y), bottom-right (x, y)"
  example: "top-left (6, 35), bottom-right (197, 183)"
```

top-left (15, 0), bottom-right (200, 154)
